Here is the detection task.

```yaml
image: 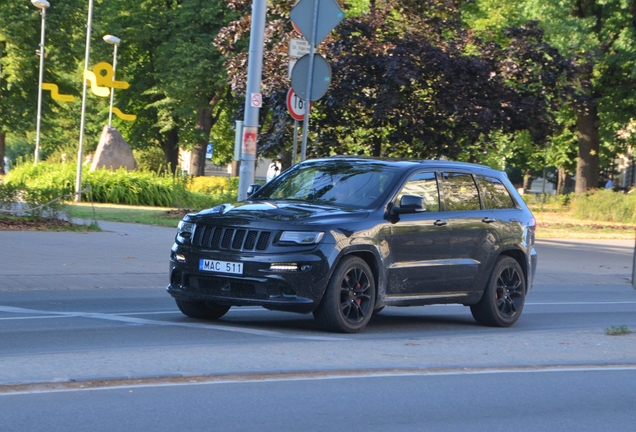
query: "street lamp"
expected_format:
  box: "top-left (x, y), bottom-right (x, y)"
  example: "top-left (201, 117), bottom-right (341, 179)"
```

top-left (31, 0), bottom-right (50, 165)
top-left (75, 0), bottom-right (94, 202)
top-left (103, 34), bottom-right (120, 126)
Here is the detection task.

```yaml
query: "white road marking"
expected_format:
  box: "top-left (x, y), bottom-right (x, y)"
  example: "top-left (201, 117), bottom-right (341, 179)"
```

top-left (0, 305), bottom-right (346, 342)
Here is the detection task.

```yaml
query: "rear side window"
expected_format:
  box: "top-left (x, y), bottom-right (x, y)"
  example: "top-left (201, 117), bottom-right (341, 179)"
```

top-left (442, 172), bottom-right (481, 211)
top-left (396, 172), bottom-right (440, 212)
top-left (477, 176), bottom-right (516, 209)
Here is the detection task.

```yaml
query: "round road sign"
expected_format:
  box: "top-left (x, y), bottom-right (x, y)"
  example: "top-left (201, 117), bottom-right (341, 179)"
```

top-left (286, 88), bottom-right (310, 121)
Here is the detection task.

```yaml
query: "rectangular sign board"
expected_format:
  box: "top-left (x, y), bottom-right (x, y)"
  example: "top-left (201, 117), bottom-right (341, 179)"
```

top-left (289, 38), bottom-right (310, 58)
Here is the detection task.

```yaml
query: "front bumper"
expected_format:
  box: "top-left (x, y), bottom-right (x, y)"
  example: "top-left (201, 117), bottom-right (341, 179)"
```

top-left (166, 244), bottom-right (333, 314)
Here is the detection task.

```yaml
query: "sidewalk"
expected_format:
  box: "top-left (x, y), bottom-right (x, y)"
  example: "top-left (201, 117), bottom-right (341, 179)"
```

top-left (0, 221), bottom-right (175, 291)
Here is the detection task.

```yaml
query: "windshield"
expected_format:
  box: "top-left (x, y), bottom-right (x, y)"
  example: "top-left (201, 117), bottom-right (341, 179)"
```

top-left (251, 160), bottom-right (399, 209)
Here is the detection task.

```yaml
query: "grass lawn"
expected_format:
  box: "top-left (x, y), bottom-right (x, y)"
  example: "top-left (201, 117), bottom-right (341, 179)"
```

top-left (535, 211), bottom-right (636, 240)
top-left (65, 202), bottom-right (187, 227)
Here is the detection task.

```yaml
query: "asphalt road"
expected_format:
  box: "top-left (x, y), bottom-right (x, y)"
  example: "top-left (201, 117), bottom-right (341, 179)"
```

top-left (2, 369), bottom-right (635, 432)
top-left (1, 222), bottom-right (635, 429)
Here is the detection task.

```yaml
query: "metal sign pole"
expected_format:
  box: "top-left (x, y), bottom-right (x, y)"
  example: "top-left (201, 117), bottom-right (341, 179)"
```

top-left (300, 0), bottom-right (320, 162)
top-left (237, 0), bottom-right (267, 201)
top-left (292, 119), bottom-right (299, 166)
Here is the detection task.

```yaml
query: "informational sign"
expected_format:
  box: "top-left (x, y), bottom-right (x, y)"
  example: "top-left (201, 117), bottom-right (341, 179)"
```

top-left (242, 126), bottom-right (258, 154)
top-left (206, 143), bottom-right (213, 159)
top-left (289, 38), bottom-right (310, 58)
top-left (250, 93), bottom-right (262, 108)
top-left (286, 88), bottom-right (310, 121)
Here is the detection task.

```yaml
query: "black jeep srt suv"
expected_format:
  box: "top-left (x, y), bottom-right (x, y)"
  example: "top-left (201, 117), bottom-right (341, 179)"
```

top-left (167, 156), bottom-right (537, 333)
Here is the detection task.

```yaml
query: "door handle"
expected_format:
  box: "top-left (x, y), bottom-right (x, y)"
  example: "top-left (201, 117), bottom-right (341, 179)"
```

top-left (482, 217), bottom-right (496, 224)
top-left (434, 219), bottom-right (448, 226)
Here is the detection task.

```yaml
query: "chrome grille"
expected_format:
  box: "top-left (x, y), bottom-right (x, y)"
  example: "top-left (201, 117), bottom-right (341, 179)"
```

top-left (192, 225), bottom-right (271, 251)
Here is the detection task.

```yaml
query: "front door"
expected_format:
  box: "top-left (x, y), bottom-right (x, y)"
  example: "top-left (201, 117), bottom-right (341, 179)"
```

top-left (386, 172), bottom-right (451, 297)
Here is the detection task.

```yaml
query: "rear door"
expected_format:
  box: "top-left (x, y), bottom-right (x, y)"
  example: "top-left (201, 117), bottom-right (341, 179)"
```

top-left (441, 171), bottom-right (499, 293)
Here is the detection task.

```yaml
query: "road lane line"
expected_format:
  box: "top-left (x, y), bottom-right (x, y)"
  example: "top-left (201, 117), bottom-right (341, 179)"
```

top-left (0, 305), bottom-right (345, 342)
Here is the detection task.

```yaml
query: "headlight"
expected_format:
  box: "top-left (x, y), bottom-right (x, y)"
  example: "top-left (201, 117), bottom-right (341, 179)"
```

top-left (176, 219), bottom-right (195, 241)
top-left (279, 231), bottom-right (324, 245)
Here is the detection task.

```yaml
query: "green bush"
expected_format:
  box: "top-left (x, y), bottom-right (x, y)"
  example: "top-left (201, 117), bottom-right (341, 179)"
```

top-left (4, 162), bottom-right (238, 209)
top-left (0, 180), bottom-right (70, 219)
top-left (570, 189), bottom-right (636, 224)
top-left (187, 176), bottom-right (238, 202)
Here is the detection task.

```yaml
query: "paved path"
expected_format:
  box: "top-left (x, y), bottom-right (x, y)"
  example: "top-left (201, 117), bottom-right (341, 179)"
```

top-left (0, 221), bottom-right (173, 291)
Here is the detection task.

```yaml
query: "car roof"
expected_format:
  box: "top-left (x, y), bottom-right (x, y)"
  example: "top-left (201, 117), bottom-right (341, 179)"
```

top-left (320, 155), bottom-right (502, 175)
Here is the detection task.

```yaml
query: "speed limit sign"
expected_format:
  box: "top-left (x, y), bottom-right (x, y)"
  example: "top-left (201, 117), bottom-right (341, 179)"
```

top-left (286, 88), bottom-right (310, 121)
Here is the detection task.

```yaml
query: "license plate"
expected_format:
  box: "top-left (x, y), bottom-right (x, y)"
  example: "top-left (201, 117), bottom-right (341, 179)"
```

top-left (199, 259), bottom-right (243, 275)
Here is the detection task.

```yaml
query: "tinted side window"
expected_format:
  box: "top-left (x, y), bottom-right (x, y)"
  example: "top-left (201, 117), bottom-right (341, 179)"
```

top-left (443, 172), bottom-right (481, 211)
top-left (396, 172), bottom-right (440, 212)
top-left (477, 175), bottom-right (516, 209)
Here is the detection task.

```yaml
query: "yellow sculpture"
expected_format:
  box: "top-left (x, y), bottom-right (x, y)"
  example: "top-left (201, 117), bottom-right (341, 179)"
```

top-left (112, 107), bottom-right (137, 121)
top-left (83, 62), bottom-right (136, 121)
top-left (41, 83), bottom-right (75, 102)
top-left (84, 62), bottom-right (131, 98)
top-left (83, 69), bottom-right (110, 97)
top-left (93, 62), bottom-right (130, 90)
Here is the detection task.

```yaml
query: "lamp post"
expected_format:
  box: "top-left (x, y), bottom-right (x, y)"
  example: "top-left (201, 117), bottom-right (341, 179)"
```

top-left (75, 0), bottom-right (94, 202)
top-left (103, 34), bottom-right (120, 126)
top-left (31, 0), bottom-right (50, 165)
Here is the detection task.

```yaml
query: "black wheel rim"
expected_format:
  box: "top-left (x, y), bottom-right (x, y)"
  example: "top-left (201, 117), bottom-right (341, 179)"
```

top-left (495, 266), bottom-right (523, 318)
top-left (339, 267), bottom-right (372, 324)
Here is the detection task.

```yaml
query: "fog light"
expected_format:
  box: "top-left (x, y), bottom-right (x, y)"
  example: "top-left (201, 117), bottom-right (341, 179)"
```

top-left (270, 263), bottom-right (298, 272)
top-left (300, 265), bottom-right (312, 272)
top-left (175, 254), bottom-right (186, 262)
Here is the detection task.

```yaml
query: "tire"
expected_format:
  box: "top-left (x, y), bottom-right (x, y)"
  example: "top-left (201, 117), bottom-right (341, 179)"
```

top-left (470, 256), bottom-right (526, 327)
top-left (175, 299), bottom-right (231, 320)
top-left (313, 256), bottom-right (376, 333)
top-left (373, 306), bottom-right (385, 315)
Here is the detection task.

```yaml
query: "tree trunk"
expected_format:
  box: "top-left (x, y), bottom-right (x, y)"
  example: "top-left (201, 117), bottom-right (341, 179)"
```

top-left (190, 91), bottom-right (226, 177)
top-left (557, 166), bottom-right (570, 195)
top-left (0, 132), bottom-right (5, 175)
top-left (161, 128), bottom-right (180, 174)
top-left (575, 104), bottom-right (600, 193)
top-left (372, 135), bottom-right (381, 157)
top-left (190, 108), bottom-right (213, 177)
top-left (280, 149), bottom-right (292, 171)
top-left (523, 171), bottom-right (532, 192)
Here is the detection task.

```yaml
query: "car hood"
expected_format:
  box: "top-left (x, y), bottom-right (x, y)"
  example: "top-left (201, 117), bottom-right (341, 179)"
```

top-left (191, 200), bottom-right (369, 225)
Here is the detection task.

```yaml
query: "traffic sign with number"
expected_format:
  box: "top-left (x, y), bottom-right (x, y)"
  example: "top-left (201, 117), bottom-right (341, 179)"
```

top-left (287, 88), bottom-right (311, 121)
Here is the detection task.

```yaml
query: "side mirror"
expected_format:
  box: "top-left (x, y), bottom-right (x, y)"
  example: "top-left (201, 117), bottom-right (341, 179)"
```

top-left (391, 194), bottom-right (425, 215)
top-left (246, 184), bottom-right (262, 196)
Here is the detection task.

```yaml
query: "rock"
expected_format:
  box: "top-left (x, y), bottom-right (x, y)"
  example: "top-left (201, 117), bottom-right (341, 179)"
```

top-left (90, 125), bottom-right (137, 171)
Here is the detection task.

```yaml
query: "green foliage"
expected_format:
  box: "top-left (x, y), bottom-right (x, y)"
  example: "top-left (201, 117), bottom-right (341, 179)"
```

top-left (0, 176), bottom-right (70, 219)
top-left (570, 189), bottom-right (636, 224)
top-left (604, 325), bottom-right (632, 336)
top-left (3, 162), bottom-right (238, 210)
top-left (133, 147), bottom-right (171, 173)
top-left (524, 189), bottom-right (636, 223)
top-left (187, 176), bottom-right (238, 203)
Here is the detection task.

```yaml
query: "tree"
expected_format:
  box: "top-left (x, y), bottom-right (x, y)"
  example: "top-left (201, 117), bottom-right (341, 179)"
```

top-left (465, 0), bottom-right (636, 192)
top-left (216, 0), bottom-right (572, 165)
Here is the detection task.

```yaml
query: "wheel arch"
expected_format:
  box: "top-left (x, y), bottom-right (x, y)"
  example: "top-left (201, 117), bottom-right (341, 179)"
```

top-left (336, 248), bottom-right (382, 304)
top-left (498, 248), bottom-right (529, 292)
